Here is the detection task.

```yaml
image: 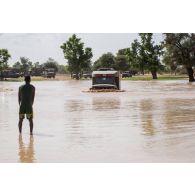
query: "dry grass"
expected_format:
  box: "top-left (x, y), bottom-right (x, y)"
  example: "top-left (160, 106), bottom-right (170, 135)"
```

top-left (3, 74), bottom-right (71, 82)
top-left (1, 74), bottom-right (189, 82)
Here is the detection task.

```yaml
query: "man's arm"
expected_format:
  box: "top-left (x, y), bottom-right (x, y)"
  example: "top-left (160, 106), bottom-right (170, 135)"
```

top-left (18, 87), bottom-right (21, 105)
top-left (32, 87), bottom-right (35, 105)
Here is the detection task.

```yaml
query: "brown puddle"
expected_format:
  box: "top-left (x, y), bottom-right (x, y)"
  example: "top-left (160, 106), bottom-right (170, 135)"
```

top-left (0, 80), bottom-right (195, 162)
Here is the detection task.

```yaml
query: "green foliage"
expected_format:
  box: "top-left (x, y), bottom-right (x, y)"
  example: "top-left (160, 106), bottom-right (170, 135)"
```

top-left (162, 48), bottom-right (177, 73)
top-left (57, 65), bottom-right (69, 74)
top-left (0, 49), bottom-right (11, 71)
top-left (13, 57), bottom-right (33, 72)
top-left (93, 51), bottom-right (131, 72)
top-left (34, 62), bottom-right (41, 68)
top-left (117, 48), bottom-right (129, 55)
top-left (114, 54), bottom-right (129, 71)
top-left (126, 39), bottom-right (142, 71)
top-left (163, 33), bottom-right (195, 66)
top-left (13, 61), bottom-right (21, 69)
top-left (93, 52), bottom-right (115, 70)
top-left (60, 34), bottom-right (93, 79)
top-left (139, 33), bottom-right (162, 72)
top-left (42, 58), bottom-right (58, 72)
top-left (125, 34), bottom-right (162, 79)
top-left (163, 33), bottom-right (195, 81)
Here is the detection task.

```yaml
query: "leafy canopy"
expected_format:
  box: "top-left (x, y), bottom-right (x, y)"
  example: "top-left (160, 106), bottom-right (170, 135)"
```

top-left (93, 52), bottom-right (115, 70)
top-left (60, 34), bottom-right (93, 76)
top-left (42, 58), bottom-right (59, 72)
top-left (163, 33), bottom-right (195, 67)
top-left (0, 49), bottom-right (11, 71)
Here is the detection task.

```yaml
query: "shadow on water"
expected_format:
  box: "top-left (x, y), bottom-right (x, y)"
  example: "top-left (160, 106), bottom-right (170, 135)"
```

top-left (18, 135), bottom-right (35, 163)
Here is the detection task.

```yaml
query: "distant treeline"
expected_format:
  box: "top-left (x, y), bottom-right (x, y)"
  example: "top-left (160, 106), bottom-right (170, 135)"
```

top-left (1, 33), bottom-right (195, 81)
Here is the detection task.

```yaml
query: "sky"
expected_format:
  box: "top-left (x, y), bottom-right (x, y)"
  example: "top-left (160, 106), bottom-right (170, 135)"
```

top-left (0, 33), bottom-right (163, 65)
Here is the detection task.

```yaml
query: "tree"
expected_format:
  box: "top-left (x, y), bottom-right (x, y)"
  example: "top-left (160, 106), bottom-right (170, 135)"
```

top-left (42, 58), bottom-right (58, 72)
top-left (0, 49), bottom-right (11, 80)
top-left (21, 57), bottom-right (33, 71)
top-left (93, 52), bottom-right (115, 70)
top-left (162, 48), bottom-right (177, 74)
top-left (118, 48), bottom-right (129, 55)
top-left (126, 39), bottom-right (142, 73)
top-left (14, 57), bottom-right (33, 73)
top-left (126, 34), bottom-right (163, 78)
top-left (0, 49), bottom-right (11, 71)
top-left (138, 33), bottom-right (162, 79)
top-left (163, 33), bottom-right (195, 82)
top-left (115, 53), bottom-right (129, 71)
top-left (57, 65), bottom-right (68, 74)
top-left (34, 62), bottom-right (41, 68)
top-left (13, 61), bottom-right (21, 69)
top-left (60, 34), bottom-right (93, 80)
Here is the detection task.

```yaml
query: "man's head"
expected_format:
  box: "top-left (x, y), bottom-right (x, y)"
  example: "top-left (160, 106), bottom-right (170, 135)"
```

top-left (25, 76), bottom-right (31, 84)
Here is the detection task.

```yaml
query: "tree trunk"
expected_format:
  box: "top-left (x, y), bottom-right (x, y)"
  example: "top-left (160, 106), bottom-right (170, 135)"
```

top-left (151, 71), bottom-right (157, 79)
top-left (186, 67), bottom-right (195, 82)
top-left (140, 67), bottom-right (144, 75)
top-left (0, 71), bottom-right (4, 81)
top-left (76, 73), bottom-right (79, 80)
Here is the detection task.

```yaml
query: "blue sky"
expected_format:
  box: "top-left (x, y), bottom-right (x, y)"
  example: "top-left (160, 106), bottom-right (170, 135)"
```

top-left (0, 33), bottom-right (163, 65)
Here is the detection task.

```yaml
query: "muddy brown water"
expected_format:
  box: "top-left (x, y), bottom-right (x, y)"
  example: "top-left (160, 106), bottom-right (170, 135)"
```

top-left (0, 80), bottom-right (195, 162)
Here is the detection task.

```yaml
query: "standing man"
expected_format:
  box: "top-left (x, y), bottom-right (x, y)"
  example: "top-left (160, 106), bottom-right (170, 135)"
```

top-left (18, 76), bottom-right (35, 135)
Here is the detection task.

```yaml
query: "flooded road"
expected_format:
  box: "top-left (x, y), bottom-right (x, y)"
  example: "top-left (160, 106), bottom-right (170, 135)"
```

top-left (1, 80), bottom-right (195, 162)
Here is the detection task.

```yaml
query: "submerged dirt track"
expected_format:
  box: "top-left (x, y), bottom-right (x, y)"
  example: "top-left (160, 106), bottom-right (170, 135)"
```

top-left (0, 80), bottom-right (195, 162)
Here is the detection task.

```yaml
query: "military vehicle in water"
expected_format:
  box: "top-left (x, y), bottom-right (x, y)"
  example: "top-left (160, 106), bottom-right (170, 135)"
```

top-left (83, 72), bottom-right (92, 79)
top-left (30, 67), bottom-right (44, 76)
top-left (122, 71), bottom-right (132, 78)
top-left (1, 68), bottom-right (21, 79)
top-left (91, 68), bottom-right (121, 90)
top-left (42, 68), bottom-right (56, 78)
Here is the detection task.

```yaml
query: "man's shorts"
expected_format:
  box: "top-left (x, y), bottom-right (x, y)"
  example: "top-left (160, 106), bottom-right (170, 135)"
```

top-left (19, 113), bottom-right (33, 119)
top-left (19, 104), bottom-right (33, 119)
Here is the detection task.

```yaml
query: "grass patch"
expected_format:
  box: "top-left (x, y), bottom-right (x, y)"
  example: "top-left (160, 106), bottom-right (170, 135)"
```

top-left (0, 75), bottom-right (71, 82)
top-left (0, 74), bottom-right (189, 82)
top-left (122, 74), bottom-right (188, 81)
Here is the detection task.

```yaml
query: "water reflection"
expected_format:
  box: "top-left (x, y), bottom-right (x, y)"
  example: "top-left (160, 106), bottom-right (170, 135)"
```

top-left (64, 99), bottom-right (85, 130)
top-left (140, 99), bottom-right (155, 135)
top-left (2, 80), bottom-right (195, 162)
top-left (65, 99), bottom-right (85, 112)
top-left (18, 135), bottom-right (35, 163)
top-left (92, 97), bottom-right (121, 111)
top-left (163, 98), bottom-right (195, 134)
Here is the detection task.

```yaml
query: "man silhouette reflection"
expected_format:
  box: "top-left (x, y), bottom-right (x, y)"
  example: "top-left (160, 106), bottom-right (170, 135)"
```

top-left (18, 134), bottom-right (35, 163)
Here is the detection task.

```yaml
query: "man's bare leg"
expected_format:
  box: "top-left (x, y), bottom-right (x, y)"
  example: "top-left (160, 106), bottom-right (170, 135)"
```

top-left (18, 118), bottom-right (23, 134)
top-left (29, 118), bottom-right (33, 135)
